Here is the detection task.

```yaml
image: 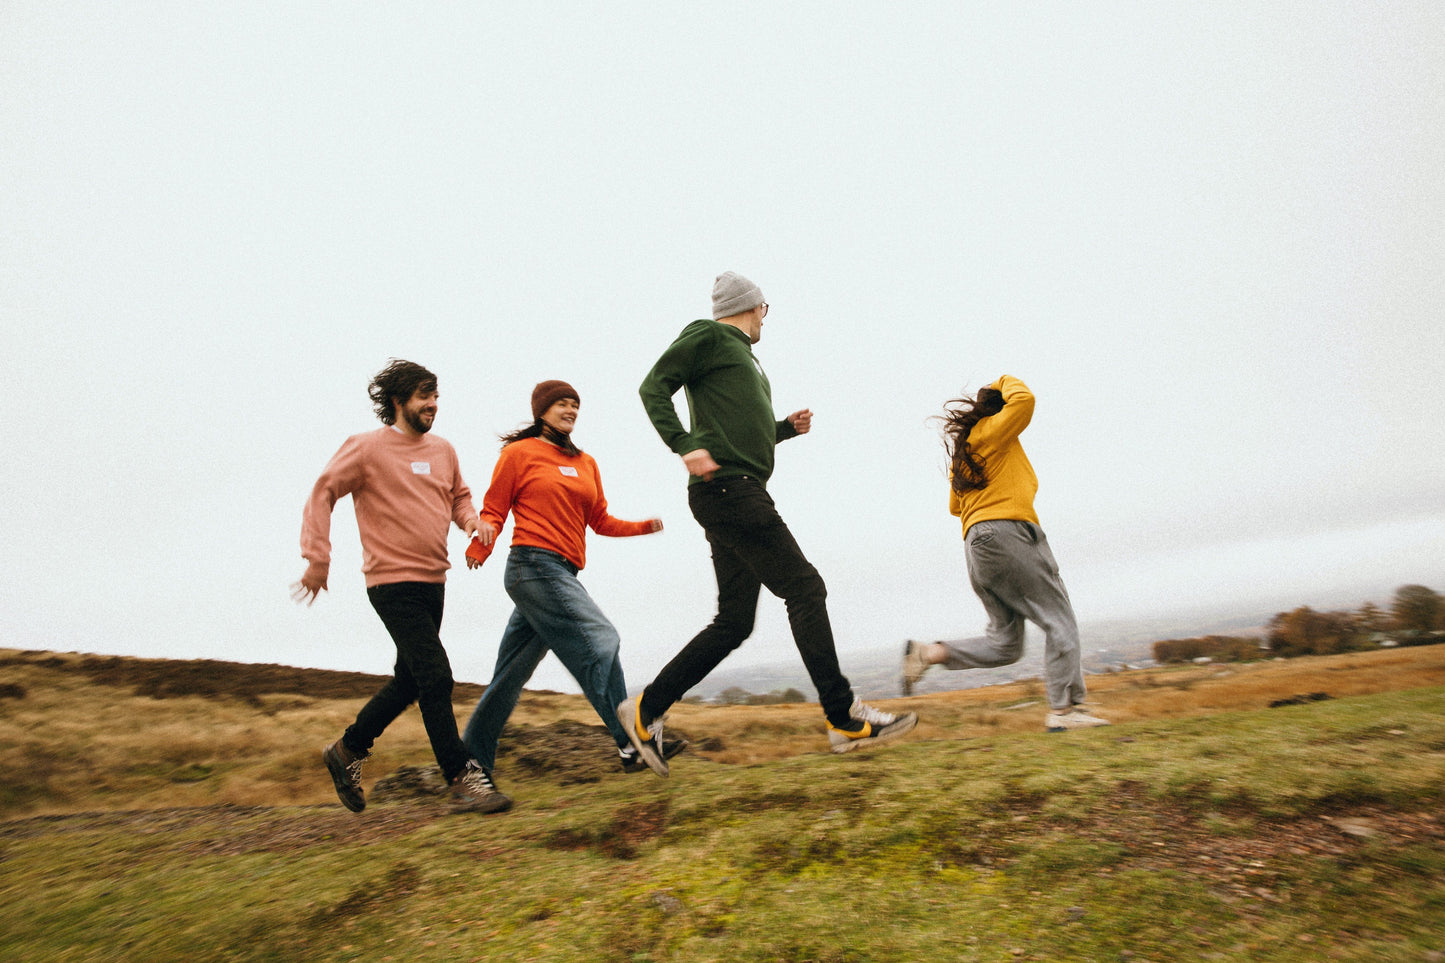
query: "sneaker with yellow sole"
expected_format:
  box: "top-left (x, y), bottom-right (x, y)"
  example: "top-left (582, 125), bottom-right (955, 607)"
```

top-left (616, 697), bottom-right (669, 777)
top-left (827, 698), bottom-right (918, 753)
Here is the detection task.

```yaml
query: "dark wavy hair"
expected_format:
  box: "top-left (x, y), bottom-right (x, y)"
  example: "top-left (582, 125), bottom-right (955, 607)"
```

top-left (499, 419), bottom-right (581, 456)
top-left (368, 360), bottom-right (437, 425)
top-left (938, 386), bottom-right (1006, 494)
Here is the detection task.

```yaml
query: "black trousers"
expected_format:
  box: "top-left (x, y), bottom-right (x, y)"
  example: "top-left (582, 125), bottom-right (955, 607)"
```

top-left (642, 476), bottom-right (855, 726)
top-left (343, 581), bottom-right (470, 782)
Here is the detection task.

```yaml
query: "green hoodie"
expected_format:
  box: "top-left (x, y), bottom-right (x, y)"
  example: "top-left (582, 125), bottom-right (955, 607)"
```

top-left (639, 319), bottom-right (797, 485)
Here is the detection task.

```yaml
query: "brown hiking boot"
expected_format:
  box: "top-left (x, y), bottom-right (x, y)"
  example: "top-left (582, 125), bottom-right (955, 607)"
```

top-left (449, 760), bottom-right (513, 815)
top-left (323, 740), bottom-right (368, 813)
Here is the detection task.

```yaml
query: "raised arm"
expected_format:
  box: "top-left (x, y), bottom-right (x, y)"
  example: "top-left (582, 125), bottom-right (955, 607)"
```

top-left (984, 375), bottom-right (1035, 444)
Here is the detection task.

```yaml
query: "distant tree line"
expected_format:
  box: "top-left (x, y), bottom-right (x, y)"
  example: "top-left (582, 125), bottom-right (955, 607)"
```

top-left (716, 686), bottom-right (810, 706)
top-left (1153, 584), bottom-right (1445, 664)
top-left (1152, 634), bottom-right (1264, 664)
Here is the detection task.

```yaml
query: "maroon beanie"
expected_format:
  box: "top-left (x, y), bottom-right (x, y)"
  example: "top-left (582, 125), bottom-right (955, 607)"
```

top-left (531, 380), bottom-right (579, 421)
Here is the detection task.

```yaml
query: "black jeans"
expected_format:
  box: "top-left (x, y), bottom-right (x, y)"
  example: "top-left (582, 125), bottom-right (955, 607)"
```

top-left (642, 476), bottom-right (855, 726)
top-left (343, 581), bottom-right (470, 782)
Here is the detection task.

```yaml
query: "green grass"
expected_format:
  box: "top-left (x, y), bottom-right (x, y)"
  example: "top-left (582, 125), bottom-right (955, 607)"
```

top-left (2, 688), bottom-right (1443, 961)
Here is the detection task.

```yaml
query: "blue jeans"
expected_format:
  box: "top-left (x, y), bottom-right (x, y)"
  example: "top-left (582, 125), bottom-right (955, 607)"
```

top-left (462, 546), bottom-right (630, 770)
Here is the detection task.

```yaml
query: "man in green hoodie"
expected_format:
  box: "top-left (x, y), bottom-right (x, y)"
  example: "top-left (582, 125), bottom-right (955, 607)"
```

top-left (617, 272), bottom-right (917, 776)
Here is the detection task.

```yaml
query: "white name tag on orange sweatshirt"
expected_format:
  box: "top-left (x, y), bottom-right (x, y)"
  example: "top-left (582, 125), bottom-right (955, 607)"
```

top-left (411, 462), bottom-right (431, 475)
top-left (557, 466), bottom-right (579, 477)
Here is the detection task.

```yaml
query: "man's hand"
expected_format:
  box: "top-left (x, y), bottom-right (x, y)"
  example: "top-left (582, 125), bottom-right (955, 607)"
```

top-left (682, 449), bottom-right (720, 481)
top-left (290, 568), bottom-right (327, 606)
top-left (787, 409), bottom-right (813, 435)
top-left (465, 521), bottom-right (496, 570)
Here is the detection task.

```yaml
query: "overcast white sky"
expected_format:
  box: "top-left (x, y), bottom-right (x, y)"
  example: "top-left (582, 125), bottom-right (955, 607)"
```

top-left (3, 4), bottom-right (1443, 695)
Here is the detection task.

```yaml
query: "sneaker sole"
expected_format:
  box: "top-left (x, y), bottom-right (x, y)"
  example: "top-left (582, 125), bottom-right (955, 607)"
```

top-left (322, 745), bottom-right (365, 813)
top-left (830, 712), bottom-right (919, 754)
top-left (1045, 719), bottom-right (1111, 733)
top-left (616, 699), bottom-right (669, 777)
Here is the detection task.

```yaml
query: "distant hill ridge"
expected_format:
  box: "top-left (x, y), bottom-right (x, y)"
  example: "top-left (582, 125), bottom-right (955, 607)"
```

top-left (0, 650), bottom-right (490, 705)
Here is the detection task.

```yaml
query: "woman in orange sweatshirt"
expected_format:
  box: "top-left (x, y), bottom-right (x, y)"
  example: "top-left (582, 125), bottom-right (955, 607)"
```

top-left (461, 381), bottom-right (678, 777)
top-left (903, 376), bottom-right (1108, 732)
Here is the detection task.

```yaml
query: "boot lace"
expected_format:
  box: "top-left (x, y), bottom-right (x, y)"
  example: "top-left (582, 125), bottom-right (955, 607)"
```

top-left (344, 757), bottom-right (365, 786)
top-left (459, 762), bottom-right (498, 795)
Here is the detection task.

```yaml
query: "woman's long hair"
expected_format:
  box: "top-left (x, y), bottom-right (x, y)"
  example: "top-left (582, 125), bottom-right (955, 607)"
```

top-left (938, 386), bottom-right (1005, 494)
top-left (499, 419), bottom-right (581, 456)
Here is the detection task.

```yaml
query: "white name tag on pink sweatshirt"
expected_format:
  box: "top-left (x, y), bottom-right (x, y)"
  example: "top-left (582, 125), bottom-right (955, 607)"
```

top-left (411, 462), bottom-right (431, 475)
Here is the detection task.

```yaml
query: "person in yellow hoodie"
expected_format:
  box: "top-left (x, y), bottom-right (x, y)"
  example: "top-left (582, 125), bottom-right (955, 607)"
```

top-left (902, 376), bottom-right (1109, 732)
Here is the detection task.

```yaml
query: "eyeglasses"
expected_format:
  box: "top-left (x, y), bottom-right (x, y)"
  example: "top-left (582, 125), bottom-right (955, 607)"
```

top-left (759, 302), bottom-right (769, 318)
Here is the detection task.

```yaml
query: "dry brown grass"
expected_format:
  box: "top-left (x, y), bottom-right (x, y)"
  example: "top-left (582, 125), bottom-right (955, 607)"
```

top-left (2, 644), bottom-right (1442, 816)
top-left (675, 645), bottom-right (1445, 763)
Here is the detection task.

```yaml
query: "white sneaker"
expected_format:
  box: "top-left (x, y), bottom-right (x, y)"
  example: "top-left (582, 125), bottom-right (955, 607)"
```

top-left (1045, 707), bottom-right (1111, 732)
top-left (616, 697), bottom-right (669, 777)
top-left (827, 698), bottom-right (919, 753)
top-left (901, 640), bottom-right (930, 696)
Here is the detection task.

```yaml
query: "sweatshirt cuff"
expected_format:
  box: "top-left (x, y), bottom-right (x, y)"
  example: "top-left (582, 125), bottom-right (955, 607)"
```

top-left (465, 537), bottom-right (496, 567)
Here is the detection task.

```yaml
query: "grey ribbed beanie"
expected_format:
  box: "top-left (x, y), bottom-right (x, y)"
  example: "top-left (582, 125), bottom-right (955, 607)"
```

top-left (711, 271), bottom-right (765, 320)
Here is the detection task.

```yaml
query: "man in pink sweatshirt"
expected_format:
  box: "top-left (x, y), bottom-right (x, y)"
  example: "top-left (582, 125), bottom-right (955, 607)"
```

top-left (294, 359), bottom-right (510, 815)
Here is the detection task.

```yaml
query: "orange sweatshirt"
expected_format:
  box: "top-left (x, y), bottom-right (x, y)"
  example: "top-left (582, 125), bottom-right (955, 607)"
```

top-left (301, 427), bottom-right (477, 587)
top-left (949, 375), bottom-right (1041, 536)
top-left (469, 437), bottom-right (652, 570)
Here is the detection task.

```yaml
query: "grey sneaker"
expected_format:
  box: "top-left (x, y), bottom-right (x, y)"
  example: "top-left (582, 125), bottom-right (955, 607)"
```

top-left (449, 760), bottom-right (513, 814)
top-left (620, 737), bottom-right (688, 774)
top-left (827, 698), bottom-right (919, 753)
top-left (616, 697), bottom-right (669, 777)
top-left (323, 739), bottom-right (368, 813)
top-left (902, 640), bottom-right (930, 696)
top-left (1045, 707), bottom-right (1111, 732)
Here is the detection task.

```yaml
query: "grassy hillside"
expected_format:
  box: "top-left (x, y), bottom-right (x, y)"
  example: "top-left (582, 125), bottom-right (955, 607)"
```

top-left (1, 647), bottom-right (1443, 961)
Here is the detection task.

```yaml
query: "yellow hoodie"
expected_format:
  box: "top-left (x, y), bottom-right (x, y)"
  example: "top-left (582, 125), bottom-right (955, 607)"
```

top-left (949, 375), bottom-right (1041, 536)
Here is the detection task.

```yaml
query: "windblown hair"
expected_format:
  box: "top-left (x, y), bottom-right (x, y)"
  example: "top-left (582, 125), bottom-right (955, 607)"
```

top-left (499, 420), bottom-right (581, 456)
top-left (939, 386), bottom-right (1006, 494)
top-left (368, 360), bottom-right (438, 426)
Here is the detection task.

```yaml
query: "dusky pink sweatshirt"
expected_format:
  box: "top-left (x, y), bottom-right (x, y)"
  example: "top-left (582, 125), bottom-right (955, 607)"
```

top-left (301, 427), bottom-right (477, 587)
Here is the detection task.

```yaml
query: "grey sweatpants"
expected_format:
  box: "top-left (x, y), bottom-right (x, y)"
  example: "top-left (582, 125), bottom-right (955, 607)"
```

top-left (940, 519), bottom-right (1086, 710)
